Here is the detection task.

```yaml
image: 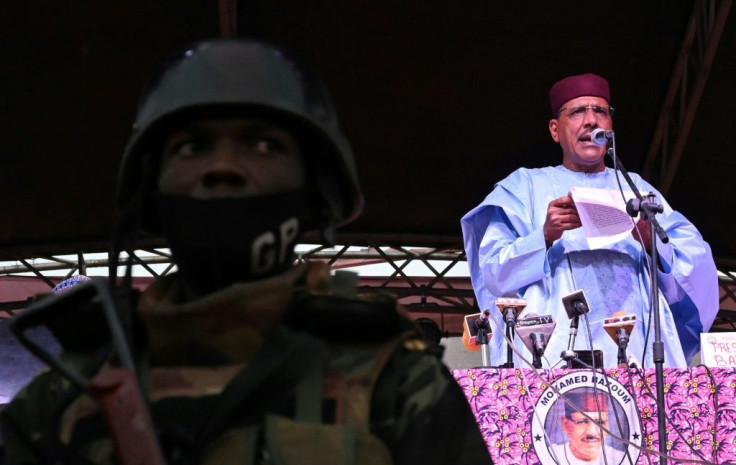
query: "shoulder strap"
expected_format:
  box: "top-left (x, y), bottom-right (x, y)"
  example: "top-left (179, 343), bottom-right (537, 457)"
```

top-left (322, 330), bottom-right (418, 431)
top-left (194, 325), bottom-right (329, 449)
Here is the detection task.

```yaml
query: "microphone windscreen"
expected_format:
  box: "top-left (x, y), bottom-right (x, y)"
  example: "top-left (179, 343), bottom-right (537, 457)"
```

top-left (603, 311), bottom-right (636, 342)
top-left (562, 290), bottom-right (590, 318)
top-left (462, 312), bottom-right (490, 351)
top-left (495, 297), bottom-right (527, 312)
top-left (516, 314), bottom-right (556, 355)
top-left (462, 328), bottom-right (481, 352)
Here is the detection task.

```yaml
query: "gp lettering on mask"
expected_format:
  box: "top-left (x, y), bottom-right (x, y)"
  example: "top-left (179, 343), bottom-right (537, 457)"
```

top-left (157, 190), bottom-right (308, 294)
top-left (251, 217), bottom-right (300, 275)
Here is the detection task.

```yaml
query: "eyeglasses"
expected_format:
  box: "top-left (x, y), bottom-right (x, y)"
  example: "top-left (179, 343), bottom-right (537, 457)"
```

top-left (556, 105), bottom-right (615, 121)
top-left (567, 416), bottom-right (609, 427)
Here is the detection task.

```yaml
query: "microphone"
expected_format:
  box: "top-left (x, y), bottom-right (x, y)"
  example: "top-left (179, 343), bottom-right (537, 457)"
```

top-left (462, 309), bottom-right (492, 350)
top-left (604, 312), bottom-right (637, 367)
top-left (604, 312), bottom-right (636, 346)
top-left (462, 309), bottom-right (494, 367)
top-left (516, 313), bottom-right (556, 368)
top-left (495, 297), bottom-right (527, 328)
top-left (561, 290), bottom-right (591, 319)
top-left (495, 297), bottom-right (527, 368)
top-left (591, 128), bottom-right (614, 146)
top-left (560, 290), bottom-right (591, 365)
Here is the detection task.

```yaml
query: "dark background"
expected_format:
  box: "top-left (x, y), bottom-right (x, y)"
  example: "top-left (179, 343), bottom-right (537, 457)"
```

top-left (1, 1), bottom-right (734, 264)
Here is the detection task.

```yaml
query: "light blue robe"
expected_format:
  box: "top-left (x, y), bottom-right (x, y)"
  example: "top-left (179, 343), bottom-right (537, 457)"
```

top-left (461, 165), bottom-right (718, 368)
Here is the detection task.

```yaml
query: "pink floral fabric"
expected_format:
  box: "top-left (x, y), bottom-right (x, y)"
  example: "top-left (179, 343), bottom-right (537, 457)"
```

top-left (452, 367), bottom-right (736, 464)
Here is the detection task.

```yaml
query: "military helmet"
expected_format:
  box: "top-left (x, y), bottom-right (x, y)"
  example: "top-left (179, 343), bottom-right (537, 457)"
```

top-left (117, 38), bottom-right (363, 227)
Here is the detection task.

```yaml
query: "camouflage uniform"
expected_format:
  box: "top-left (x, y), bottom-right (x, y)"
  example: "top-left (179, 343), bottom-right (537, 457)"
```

top-left (3, 38), bottom-right (491, 464)
top-left (1, 263), bottom-right (491, 464)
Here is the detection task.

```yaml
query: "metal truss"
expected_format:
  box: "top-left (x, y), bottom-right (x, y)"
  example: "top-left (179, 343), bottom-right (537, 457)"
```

top-left (0, 243), bottom-right (476, 335)
top-left (2, 242), bottom-right (736, 336)
top-left (297, 243), bottom-right (477, 311)
top-left (643, 0), bottom-right (733, 193)
top-left (0, 249), bottom-right (174, 315)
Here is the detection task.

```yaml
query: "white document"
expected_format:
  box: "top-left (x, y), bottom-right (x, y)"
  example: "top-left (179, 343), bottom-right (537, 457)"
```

top-left (569, 187), bottom-right (637, 249)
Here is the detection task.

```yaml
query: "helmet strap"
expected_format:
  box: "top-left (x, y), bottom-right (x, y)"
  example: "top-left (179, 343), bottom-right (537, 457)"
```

top-left (109, 185), bottom-right (145, 290)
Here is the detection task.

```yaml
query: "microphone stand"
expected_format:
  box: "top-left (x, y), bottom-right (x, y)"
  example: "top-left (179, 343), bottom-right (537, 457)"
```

top-left (474, 317), bottom-right (493, 368)
top-left (561, 299), bottom-right (587, 368)
top-left (530, 333), bottom-right (546, 369)
top-left (605, 133), bottom-right (669, 464)
top-left (561, 315), bottom-right (581, 368)
top-left (560, 313), bottom-right (581, 370)
top-left (503, 307), bottom-right (518, 368)
top-left (616, 328), bottom-right (629, 369)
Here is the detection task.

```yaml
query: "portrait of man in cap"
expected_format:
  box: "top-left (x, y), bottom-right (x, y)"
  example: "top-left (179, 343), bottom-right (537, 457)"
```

top-left (548, 388), bottom-right (626, 465)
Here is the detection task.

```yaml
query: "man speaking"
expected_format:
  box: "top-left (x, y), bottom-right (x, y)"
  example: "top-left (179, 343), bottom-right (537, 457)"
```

top-left (461, 72), bottom-right (718, 368)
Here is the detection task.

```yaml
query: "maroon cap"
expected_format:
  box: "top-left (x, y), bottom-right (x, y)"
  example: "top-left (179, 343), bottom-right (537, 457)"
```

top-left (549, 73), bottom-right (610, 114)
top-left (564, 388), bottom-right (609, 415)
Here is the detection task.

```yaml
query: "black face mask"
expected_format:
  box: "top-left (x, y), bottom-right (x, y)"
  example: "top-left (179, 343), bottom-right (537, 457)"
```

top-left (156, 190), bottom-right (311, 295)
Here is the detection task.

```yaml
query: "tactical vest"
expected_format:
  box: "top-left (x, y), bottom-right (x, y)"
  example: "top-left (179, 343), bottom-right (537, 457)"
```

top-left (188, 291), bottom-right (417, 465)
top-left (196, 329), bottom-right (411, 465)
top-left (57, 326), bottom-right (414, 465)
top-left (4, 263), bottom-right (429, 464)
top-left (46, 271), bottom-right (421, 465)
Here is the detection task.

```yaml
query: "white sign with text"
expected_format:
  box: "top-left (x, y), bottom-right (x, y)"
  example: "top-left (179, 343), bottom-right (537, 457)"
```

top-left (701, 332), bottom-right (736, 367)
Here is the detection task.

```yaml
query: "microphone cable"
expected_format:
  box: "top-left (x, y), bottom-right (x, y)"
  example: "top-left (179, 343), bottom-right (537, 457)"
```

top-left (499, 301), bottom-right (716, 464)
top-left (608, 143), bottom-right (708, 464)
top-left (608, 143), bottom-right (656, 370)
top-left (563, 204), bottom-right (632, 465)
top-left (582, 311), bottom-right (635, 465)
top-left (627, 362), bottom-right (720, 464)
top-left (480, 292), bottom-right (718, 463)
top-left (488, 304), bottom-right (638, 463)
top-left (562, 356), bottom-right (717, 464)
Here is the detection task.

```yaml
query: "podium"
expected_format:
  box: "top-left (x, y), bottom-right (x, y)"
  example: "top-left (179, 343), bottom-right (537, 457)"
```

top-left (452, 366), bottom-right (736, 464)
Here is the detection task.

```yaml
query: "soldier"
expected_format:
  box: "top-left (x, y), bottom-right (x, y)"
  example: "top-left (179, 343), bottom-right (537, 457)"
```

top-left (2, 38), bottom-right (491, 465)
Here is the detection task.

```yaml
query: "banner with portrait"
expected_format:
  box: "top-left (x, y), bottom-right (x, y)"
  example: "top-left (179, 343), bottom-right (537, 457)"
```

top-left (452, 367), bottom-right (735, 464)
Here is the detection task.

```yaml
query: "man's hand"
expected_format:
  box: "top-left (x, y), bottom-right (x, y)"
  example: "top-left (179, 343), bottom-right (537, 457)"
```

top-left (632, 218), bottom-right (652, 251)
top-left (543, 195), bottom-right (582, 248)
